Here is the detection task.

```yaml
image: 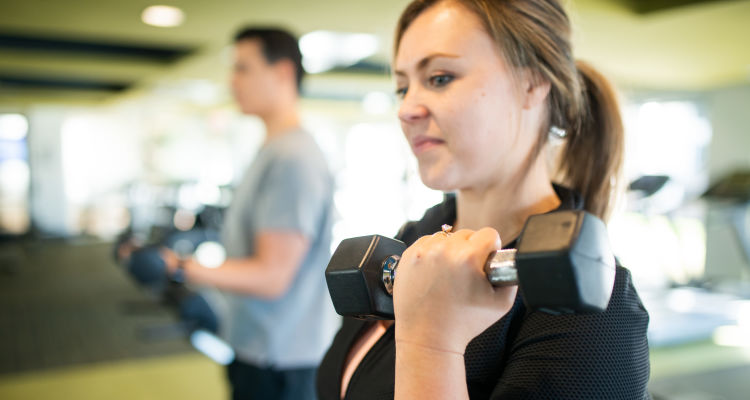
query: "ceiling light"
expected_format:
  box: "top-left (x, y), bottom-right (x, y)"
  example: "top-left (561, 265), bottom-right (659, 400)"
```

top-left (0, 114), bottom-right (28, 140)
top-left (141, 5), bottom-right (185, 28)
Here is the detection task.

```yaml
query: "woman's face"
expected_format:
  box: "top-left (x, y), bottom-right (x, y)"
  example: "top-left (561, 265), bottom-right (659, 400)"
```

top-left (394, 1), bottom-right (543, 192)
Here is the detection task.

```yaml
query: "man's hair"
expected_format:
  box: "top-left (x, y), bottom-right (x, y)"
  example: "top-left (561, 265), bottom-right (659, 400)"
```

top-left (234, 27), bottom-right (305, 92)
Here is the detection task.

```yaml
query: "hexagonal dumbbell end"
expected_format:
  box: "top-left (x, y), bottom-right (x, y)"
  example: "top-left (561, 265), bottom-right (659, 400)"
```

top-left (515, 210), bottom-right (615, 314)
top-left (325, 235), bottom-right (406, 319)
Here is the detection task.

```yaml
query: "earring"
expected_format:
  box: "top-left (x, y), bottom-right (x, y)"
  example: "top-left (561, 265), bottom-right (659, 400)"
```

top-left (549, 125), bottom-right (567, 139)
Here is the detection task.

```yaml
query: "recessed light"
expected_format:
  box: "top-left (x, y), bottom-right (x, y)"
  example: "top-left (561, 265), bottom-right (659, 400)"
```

top-left (141, 5), bottom-right (184, 28)
top-left (0, 114), bottom-right (28, 140)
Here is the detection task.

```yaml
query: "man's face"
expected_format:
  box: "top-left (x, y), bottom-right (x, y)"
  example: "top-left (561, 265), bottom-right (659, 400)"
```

top-left (231, 39), bottom-right (279, 116)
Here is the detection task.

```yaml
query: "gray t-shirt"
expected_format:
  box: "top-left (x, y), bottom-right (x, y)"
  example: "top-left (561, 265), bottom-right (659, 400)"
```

top-left (220, 128), bottom-right (339, 368)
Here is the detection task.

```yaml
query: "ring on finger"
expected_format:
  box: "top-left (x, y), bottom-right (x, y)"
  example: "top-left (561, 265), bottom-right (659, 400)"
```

top-left (438, 224), bottom-right (453, 237)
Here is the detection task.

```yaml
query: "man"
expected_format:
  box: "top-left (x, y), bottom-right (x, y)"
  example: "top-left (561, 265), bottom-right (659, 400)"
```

top-left (163, 27), bottom-right (338, 400)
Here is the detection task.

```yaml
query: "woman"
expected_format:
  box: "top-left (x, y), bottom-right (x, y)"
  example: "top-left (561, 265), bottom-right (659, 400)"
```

top-left (317, 0), bottom-right (650, 399)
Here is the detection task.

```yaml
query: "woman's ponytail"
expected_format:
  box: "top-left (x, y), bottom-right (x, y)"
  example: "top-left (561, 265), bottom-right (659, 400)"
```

top-left (557, 60), bottom-right (624, 221)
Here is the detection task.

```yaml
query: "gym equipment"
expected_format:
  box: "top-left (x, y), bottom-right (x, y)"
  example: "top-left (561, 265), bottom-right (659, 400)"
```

top-left (629, 175), bottom-right (669, 197)
top-left (115, 228), bottom-right (223, 334)
top-left (703, 170), bottom-right (750, 277)
top-left (110, 182), bottom-right (230, 355)
top-left (124, 247), bottom-right (220, 334)
top-left (325, 210), bottom-right (615, 320)
top-left (178, 293), bottom-right (219, 333)
top-left (116, 228), bottom-right (221, 289)
top-left (128, 245), bottom-right (168, 291)
top-left (160, 283), bottom-right (220, 334)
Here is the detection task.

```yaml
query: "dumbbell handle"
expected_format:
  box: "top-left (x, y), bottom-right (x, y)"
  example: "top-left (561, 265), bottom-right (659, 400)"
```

top-left (381, 248), bottom-right (519, 295)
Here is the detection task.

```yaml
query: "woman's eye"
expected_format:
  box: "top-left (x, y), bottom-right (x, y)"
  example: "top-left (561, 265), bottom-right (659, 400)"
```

top-left (429, 74), bottom-right (454, 87)
top-left (395, 87), bottom-right (408, 99)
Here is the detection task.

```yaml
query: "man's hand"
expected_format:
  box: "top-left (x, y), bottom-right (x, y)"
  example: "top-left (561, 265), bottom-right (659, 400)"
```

top-left (157, 231), bottom-right (310, 298)
top-left (160, 247), bottom-right (181, 276)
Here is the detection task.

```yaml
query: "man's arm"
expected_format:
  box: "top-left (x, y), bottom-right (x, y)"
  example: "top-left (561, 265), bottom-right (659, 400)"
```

top-left (163, 230), bottom-right (309, 299)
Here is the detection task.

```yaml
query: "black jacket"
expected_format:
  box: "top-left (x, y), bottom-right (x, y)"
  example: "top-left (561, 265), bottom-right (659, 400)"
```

top-left (317, 186), bottom-right (651, 399)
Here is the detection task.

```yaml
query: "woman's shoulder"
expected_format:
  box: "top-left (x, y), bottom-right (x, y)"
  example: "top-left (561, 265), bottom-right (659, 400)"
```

top-left (511, 264), bottom-right (648, 346)
top-left (461, 264), bottom-right (650, 398)
top-left (611, 264), bottom-right (649, 316)
top-left (483, 264), bottom-right (650, 399)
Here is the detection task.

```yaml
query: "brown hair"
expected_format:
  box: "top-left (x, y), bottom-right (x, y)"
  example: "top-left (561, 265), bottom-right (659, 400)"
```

top-left (395, 0), bottom-right (624, 221)
top-left (235, 27), bottom-right (305, 92)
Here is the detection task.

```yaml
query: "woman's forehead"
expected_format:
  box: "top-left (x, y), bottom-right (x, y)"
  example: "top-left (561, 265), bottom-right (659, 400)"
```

top-left (395, 3), bottom-right (495, 70)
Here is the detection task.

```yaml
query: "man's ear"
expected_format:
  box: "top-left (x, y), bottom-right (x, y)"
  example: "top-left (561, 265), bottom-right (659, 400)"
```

top-left (273, 59), bottom-right (297, 87)
top-left (521, 70), bottom-right (551, 110)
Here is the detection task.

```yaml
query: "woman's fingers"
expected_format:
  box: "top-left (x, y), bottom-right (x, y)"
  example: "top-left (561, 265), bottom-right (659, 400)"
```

top-left (428, 228), bottom-right (472, 242)
top-left (407, 227), bottom-right (500, 271)
top-left (466, 229), bottom-right (518, 311)
top-left (468, 227), bottom-right (502, 251)
top-left (394, 226), bottom-right (516, 351)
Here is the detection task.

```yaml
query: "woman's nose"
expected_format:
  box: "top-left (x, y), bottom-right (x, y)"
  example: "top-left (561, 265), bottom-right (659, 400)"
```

top-left (398, 91), bottom-right (429, 123)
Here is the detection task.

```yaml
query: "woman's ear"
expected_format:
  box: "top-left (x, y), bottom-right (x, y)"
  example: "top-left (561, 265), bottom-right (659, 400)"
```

top-left (521, 71), bottom-right (551, 110)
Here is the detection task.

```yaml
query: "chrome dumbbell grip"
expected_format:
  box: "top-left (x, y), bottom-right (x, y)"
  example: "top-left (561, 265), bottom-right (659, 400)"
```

top-left (382, 255), bottom-right (400, 295)
top-left (484, 248), bottom-right (518, 286)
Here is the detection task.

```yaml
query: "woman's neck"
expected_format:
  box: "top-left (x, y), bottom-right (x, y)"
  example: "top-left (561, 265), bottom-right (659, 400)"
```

top-left (454, 159), bottom-right (560, 244)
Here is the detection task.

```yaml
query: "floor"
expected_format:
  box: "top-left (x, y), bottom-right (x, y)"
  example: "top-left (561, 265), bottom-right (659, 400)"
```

top-left (0, 239), bottom-right (193, 374)
top-left (0, 353), bottom-right (227, 400)
top-left (0, 238), bottom-right (228, 399)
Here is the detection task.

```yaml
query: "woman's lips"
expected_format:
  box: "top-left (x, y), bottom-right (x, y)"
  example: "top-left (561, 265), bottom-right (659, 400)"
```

top-left (411, 136), bottom-right (445, 154)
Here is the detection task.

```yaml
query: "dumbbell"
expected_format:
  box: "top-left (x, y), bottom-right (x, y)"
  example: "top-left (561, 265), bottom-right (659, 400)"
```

top-left (121, 228), bottom-right (223, 289)
top-left (128, 245), bottom-right (168, 291)
top-left (325, 210), bottom-right (616, 320)
top-left (125, 244), bottom-right (221, 334)
top-left (161, 283), bottom-right (220, 334)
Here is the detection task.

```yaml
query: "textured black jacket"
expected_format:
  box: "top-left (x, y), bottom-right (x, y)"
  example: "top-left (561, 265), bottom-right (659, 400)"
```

top-left (317, 186), bottom-right (651, 399)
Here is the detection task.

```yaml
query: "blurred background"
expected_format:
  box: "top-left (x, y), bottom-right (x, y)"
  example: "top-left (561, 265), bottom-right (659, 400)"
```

top-left (0, 0), bottom-right (749, 398)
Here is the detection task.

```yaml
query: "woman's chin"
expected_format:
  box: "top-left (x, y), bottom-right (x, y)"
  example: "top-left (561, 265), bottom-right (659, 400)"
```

top-left (419, 168), bottom-right (459, 192)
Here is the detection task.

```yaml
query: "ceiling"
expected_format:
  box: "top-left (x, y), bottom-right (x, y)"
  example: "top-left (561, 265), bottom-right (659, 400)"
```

top-left (0, 0), bottom-right (749, 107)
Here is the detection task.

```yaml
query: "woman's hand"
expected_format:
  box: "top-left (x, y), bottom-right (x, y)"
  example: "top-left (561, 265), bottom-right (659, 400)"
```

top-left (393, 227), bottom-right (518, 354)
